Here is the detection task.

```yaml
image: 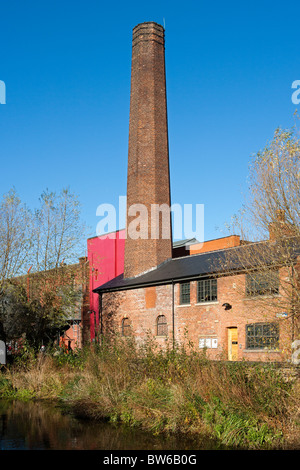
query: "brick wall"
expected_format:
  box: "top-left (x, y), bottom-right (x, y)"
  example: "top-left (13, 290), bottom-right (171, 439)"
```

top-left (12, 257), bottom-right (90, 349)
top-left (190, 235), bottom-right (241, 255)
top-left (100, 267), bottom-right (294, 362)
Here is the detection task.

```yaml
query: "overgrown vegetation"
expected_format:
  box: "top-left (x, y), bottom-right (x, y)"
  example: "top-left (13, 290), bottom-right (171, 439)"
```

top-left (0, 187), bottom-right (87, 347)
top-left (0, 336), bottom-right (299, 449)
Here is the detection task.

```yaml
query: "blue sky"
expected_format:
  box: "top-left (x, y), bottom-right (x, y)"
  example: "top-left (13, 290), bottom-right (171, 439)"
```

top-left (1, 0), bottom-right (299, 248)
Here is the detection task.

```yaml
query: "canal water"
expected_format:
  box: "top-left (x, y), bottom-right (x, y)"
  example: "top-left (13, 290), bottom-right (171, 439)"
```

top-left (0, 400), bottom-right (220, 450)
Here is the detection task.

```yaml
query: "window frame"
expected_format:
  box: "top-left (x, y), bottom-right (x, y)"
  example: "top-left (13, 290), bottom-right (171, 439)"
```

top-left (245, 270), bottom-right (279, 297)
top-left (121, 317), bottom-right (131, 337)
top-left (197, 278), bottom-right (218, 303)
top-left (246, 322), bottom-right (279, 350)
top-left (157, 315), bottom-right (168, 337)
top-left (179, 282), bottom-right (190, 305)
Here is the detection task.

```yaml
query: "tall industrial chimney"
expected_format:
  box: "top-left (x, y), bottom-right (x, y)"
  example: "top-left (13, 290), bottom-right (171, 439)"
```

top-left (124, 22), bottom-right (172, 278)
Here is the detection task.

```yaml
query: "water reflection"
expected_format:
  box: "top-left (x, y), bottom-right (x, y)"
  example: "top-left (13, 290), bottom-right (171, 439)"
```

top-left (0, 400), bottom-right (219, 450)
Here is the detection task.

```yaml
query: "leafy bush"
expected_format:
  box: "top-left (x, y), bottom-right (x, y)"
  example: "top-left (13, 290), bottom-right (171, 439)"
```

top-left (0, 335), bottom-right (298, 449)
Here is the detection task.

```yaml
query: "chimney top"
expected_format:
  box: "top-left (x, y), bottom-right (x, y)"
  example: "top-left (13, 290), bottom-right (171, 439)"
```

top-left (132, 22), bottom-right (164, 47)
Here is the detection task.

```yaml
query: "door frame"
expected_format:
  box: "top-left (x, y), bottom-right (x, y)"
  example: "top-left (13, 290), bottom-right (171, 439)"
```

top-left (227, 327), bottom-right (238, 361)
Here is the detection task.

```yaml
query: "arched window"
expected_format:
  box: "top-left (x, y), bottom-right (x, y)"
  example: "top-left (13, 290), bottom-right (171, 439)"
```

top-left (121, 317), bottom-right (131, 336)
top-left (157, 315), bottom-right (167, 336)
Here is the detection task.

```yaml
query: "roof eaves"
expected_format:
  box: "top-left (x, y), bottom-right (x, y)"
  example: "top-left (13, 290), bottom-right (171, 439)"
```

top-left (93, 236), bottom-right (300, 294)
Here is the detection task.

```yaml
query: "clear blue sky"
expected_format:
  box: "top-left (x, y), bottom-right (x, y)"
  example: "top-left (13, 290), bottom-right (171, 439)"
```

top-left (1, 0), bottom-right (299, 247)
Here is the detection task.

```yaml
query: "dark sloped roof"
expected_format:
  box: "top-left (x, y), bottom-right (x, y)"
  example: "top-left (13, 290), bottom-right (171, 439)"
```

top-left (93, 237), bottom-right (300, 294)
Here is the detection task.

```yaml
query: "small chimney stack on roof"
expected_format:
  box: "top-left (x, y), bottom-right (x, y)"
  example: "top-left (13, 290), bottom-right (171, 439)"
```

top-left (268, 209), bottom-right (296, 241)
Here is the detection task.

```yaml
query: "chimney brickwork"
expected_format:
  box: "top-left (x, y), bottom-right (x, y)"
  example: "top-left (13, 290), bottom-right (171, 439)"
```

top-left (124, 22), bottom-right (172, 278)
top-left (268, 209), bottom-right (297, 241)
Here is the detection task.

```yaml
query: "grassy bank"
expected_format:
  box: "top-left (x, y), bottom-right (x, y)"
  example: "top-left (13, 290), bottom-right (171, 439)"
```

top-left (0, 337), bottom-right (299, 449)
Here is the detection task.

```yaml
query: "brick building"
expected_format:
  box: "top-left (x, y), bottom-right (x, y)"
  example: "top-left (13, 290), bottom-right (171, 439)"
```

top-left (95, 232), bottom-right (300, 361)
top-left (87, 230), bottom-right (199, 342)
top-left (6, 256), bottom-right (90, 351)
top-left (93, 21), bottom-right (300, 362)
top-left (87, 230), bottom-right (125, 342)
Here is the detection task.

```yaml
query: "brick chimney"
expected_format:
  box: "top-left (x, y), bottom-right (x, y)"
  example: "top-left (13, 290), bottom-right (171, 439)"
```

top-left (268, 209), bottom-right (296, 241)
top-left (124, 22), bottom-right (172, 278)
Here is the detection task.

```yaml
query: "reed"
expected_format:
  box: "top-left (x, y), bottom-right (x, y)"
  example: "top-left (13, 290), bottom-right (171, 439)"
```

top-left (0, 336), bottom-right (299, 449)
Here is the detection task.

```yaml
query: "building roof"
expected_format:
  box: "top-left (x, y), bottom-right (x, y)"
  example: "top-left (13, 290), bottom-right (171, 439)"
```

top-left (172, 238), bottom-right (199, 248)
top-left (88, 230), bottom-right (198, 248)
top-left (93, 236), bottom-right (300, 294)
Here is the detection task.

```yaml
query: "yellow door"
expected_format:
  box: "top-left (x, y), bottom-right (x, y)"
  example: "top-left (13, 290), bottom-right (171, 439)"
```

top-left (228, 327), bottom-right (238, 361)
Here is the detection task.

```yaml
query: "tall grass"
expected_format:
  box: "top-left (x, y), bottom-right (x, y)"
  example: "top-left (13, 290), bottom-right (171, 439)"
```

top-left (0, 336), bottom-right (299, 449)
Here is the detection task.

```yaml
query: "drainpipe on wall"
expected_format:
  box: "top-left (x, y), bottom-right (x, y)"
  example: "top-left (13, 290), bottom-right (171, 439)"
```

top-left (172, 280), bottom-right (175, 349)
top-left (99, 293), bottom-right (103, 345)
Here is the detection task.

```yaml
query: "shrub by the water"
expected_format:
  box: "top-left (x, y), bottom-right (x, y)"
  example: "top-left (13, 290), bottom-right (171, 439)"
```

top-left (0, 336), bottom-right (299, 449)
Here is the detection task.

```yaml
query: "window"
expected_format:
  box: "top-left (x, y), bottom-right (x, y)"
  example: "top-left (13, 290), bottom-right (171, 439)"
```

top-left (180, 282), bottom-right (190, 304)
top-left (157, 315), bottom-right (167, 336)
top-left (197, 279), bottom-right (217, 303)
top-left (246, 322), bottom-right (279, 350)
top-left (246, 270), bottom-right (279, 296)
top-left (121, 318), bottom-right (131, 336)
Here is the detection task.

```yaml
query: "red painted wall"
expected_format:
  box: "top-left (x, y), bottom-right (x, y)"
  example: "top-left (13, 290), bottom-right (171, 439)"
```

top-left (87, 230), bottom-right (125, 341)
